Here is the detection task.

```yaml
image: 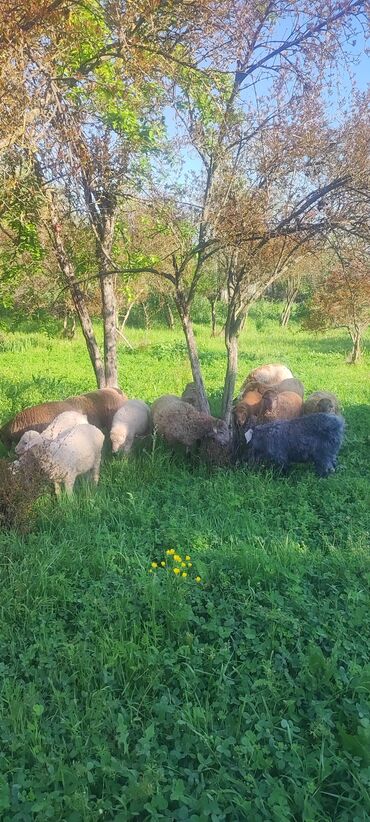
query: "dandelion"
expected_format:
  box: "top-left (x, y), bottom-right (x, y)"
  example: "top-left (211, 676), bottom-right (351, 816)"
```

top-left (174, 554), bottom-right (182, 562)
top-left (151, 562), bottom-right (158, 568)
top-left (195, 576), bottom-right (201, 583)
top-left (166, 549), bottom-right (175, 555)
top-left (185, 555), bottom-right (191, 561)
top-left (182, 572), bottom-right (187, 578)
top-left (181, 562), bottom-right (186, 568)
top-left (149, 569), bottom-right (153, 574)
top-left (187, 562), bottom-right (192, 567)
top-left (173, 567), bottom-right (180, 575)
top-left (161, 561), bottom-right (166, 567)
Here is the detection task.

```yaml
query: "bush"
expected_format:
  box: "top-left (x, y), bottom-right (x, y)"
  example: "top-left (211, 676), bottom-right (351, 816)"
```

top-left (0, 455), bottom-right (47, 533)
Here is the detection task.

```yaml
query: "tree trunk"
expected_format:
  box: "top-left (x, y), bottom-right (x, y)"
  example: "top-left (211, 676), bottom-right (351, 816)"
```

top-left (221, 331), bottom-right (238, 427)
top-left (34, 163), bottom-right (105, 387)
top-left (97, 208), bottom-right (118, 387)
top-left (175, 297), bottom-right (210, 414)
top-left (349, 328), bottom-right (362, 363)
top-left (165, 299), bottom-right (175, 330)
top-left (142, 301), bottom-right (150, 331)
top-left (50, 217), bottom-right (106, 387)
top-left (210, 298), bottom-right (217, 336)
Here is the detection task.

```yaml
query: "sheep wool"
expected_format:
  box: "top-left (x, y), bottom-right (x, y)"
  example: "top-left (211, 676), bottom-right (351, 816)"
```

top-left (110, 399), bottom-right (151, 454)
top-left (151, 395), bottom-right (230, 449)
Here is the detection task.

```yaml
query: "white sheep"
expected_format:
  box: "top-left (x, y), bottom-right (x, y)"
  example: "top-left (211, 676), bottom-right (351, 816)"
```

top-left (110, 399), bottom-right (151, 454)
top-left (13, 423), bottom-right (105, 496)
top-left (15, 411), bottom-right (88, 456)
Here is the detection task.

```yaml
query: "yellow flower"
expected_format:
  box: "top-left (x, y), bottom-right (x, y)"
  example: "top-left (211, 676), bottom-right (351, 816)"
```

top-left (187, 562), bottom-right (192, 567)
top-left (151, 562), bottom-right (158, 568)
top-left (181, 562), bottom-right (186, 568)
top-left (195, 576), bottom-right (201, 583)
top-left (185, 555), bottom-right (191, 561)
top-left (149, 569), bottom-right (153, 574)
top-left (182, 572), bottom-right (187, 578)
top-left (173, 567), bottom-right (180, 575)
top-left (174, 554), bottom-right (182, 562)
top-left (161, 561), bottom-right (166, 567)
top-left (166, 549), bottom-right (175, 555)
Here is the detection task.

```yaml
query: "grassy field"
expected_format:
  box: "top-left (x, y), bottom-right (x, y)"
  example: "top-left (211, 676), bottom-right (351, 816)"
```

top-left (0, 306), bottom-right (369, 821)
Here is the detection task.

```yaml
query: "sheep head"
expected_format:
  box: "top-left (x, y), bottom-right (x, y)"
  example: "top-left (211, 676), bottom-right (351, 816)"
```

top-left (15, 430), bottom-right (42, 456)
top-left (208, 418), bottom-right (230, 446)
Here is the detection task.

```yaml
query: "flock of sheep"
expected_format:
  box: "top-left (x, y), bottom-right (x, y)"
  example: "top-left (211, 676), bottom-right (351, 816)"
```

top-left (0, 362), bottom-right (345, 495)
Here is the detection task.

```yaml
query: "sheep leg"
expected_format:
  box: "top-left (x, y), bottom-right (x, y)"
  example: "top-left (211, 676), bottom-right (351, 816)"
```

top-left (63, 476), bottom-right (76, 496)
top-left (92, 456), bottom-right (102, 485)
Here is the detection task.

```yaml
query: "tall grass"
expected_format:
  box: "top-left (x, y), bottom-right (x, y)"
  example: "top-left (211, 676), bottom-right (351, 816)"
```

top-left (0, 306), bottom-right (369, 819)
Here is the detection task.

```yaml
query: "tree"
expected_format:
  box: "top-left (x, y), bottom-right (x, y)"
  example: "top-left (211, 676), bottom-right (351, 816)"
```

top-left (306, 243), bottom-right (370, 363)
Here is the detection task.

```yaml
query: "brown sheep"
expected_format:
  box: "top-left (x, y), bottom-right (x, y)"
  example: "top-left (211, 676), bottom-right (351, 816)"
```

top-left (233, 378), bottom-right (304, 426)
top-left (302, 391), bottom-right (340, 416)
top-left (243, 362), bottom-right (293, 387)
top-left (181, 382), bottom-right (202, 411)
top-left (151, 395), bottom-right (230, 449)
top-left (257, 388), bottom-right (303, 423)
top-left (0, 387), bottom-right (127, 448)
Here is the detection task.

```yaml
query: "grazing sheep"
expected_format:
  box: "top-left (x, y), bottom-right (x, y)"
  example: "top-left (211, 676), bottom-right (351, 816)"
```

top-left (243, 363), bottom-right (293, 388)
top-left (257, 387), bottom-right (303, 423)
top-left (303, 390), bottom-right (340, 416)
top-left (15, 411), bottom-right (89, 456)
top-left (0, 387), bottom-right (127, 447)
top-left (181, 382), bottom-right (202, 411)
top-left (233, 386), bottom-right (264, 426)
top-left (13, 423), bottom-right (105, 496)
top-left (110, 399), bottom-right (151, 454)
top-left (233, 378), bottom-right (304, 426)
top-left (243, 412), bottom-right (345, 477)
top-left (151, 395), bottom-right (230, 449)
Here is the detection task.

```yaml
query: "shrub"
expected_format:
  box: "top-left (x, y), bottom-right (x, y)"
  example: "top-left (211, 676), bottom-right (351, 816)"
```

top-left (0, 455), bottom-right (47, 533)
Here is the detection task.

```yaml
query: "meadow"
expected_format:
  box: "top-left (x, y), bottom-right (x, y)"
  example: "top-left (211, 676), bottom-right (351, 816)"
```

top-left (0, 305), bottom-right (369, 821)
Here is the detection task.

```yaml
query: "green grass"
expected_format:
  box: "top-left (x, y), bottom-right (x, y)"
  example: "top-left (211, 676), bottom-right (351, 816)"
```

top-left (0, 307), bottom-right (369, 820)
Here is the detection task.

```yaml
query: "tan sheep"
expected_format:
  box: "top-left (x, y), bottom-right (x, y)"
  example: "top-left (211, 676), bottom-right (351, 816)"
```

top-left (13, 423), bottom-right (105, 496)
top-left (257, 387), bottom-right (303, 423)
top-left (0, 387), bottom-right (127, 448)
top-left (110, 399), bottom-right (151, 454)
top-left (151, 395), bottom-right (230, 449)
top-left (302, 391), bottom-right (340, 416)
top-left (234, 377), bottom-right (304, 426)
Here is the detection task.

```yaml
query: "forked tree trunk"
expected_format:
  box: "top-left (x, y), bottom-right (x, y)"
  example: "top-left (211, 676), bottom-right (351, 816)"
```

top-left (175, 297), bottom-right (210, 414)
top-left (349, 327), bottom-right (362, 363)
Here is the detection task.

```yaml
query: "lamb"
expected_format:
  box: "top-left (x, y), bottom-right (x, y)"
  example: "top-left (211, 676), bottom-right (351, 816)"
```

top-left (233, 378), bottom-right (304, 426)
top-left (242, 363), bottom-right (293, 388)
top-left (243, 412), bottom-right (345, 477)
top-left (110, 399), bottom-right (151, 454)
top-left (181, 382), bottom-right (202, 411)
top-left (13, 423), bottom-right (105, 495)
top-left (0, 387), bottom-right (127, 447)
top-left (15, 411), bottom-right (88, 456)
top-left (303, 390), bottom-right (340, 416)
top-left (151, 395), bottom-right (230, 449)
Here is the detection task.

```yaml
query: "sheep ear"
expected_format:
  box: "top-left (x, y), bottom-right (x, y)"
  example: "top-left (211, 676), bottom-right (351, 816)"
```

top-left (245, 429), bottom-right (253, 443)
